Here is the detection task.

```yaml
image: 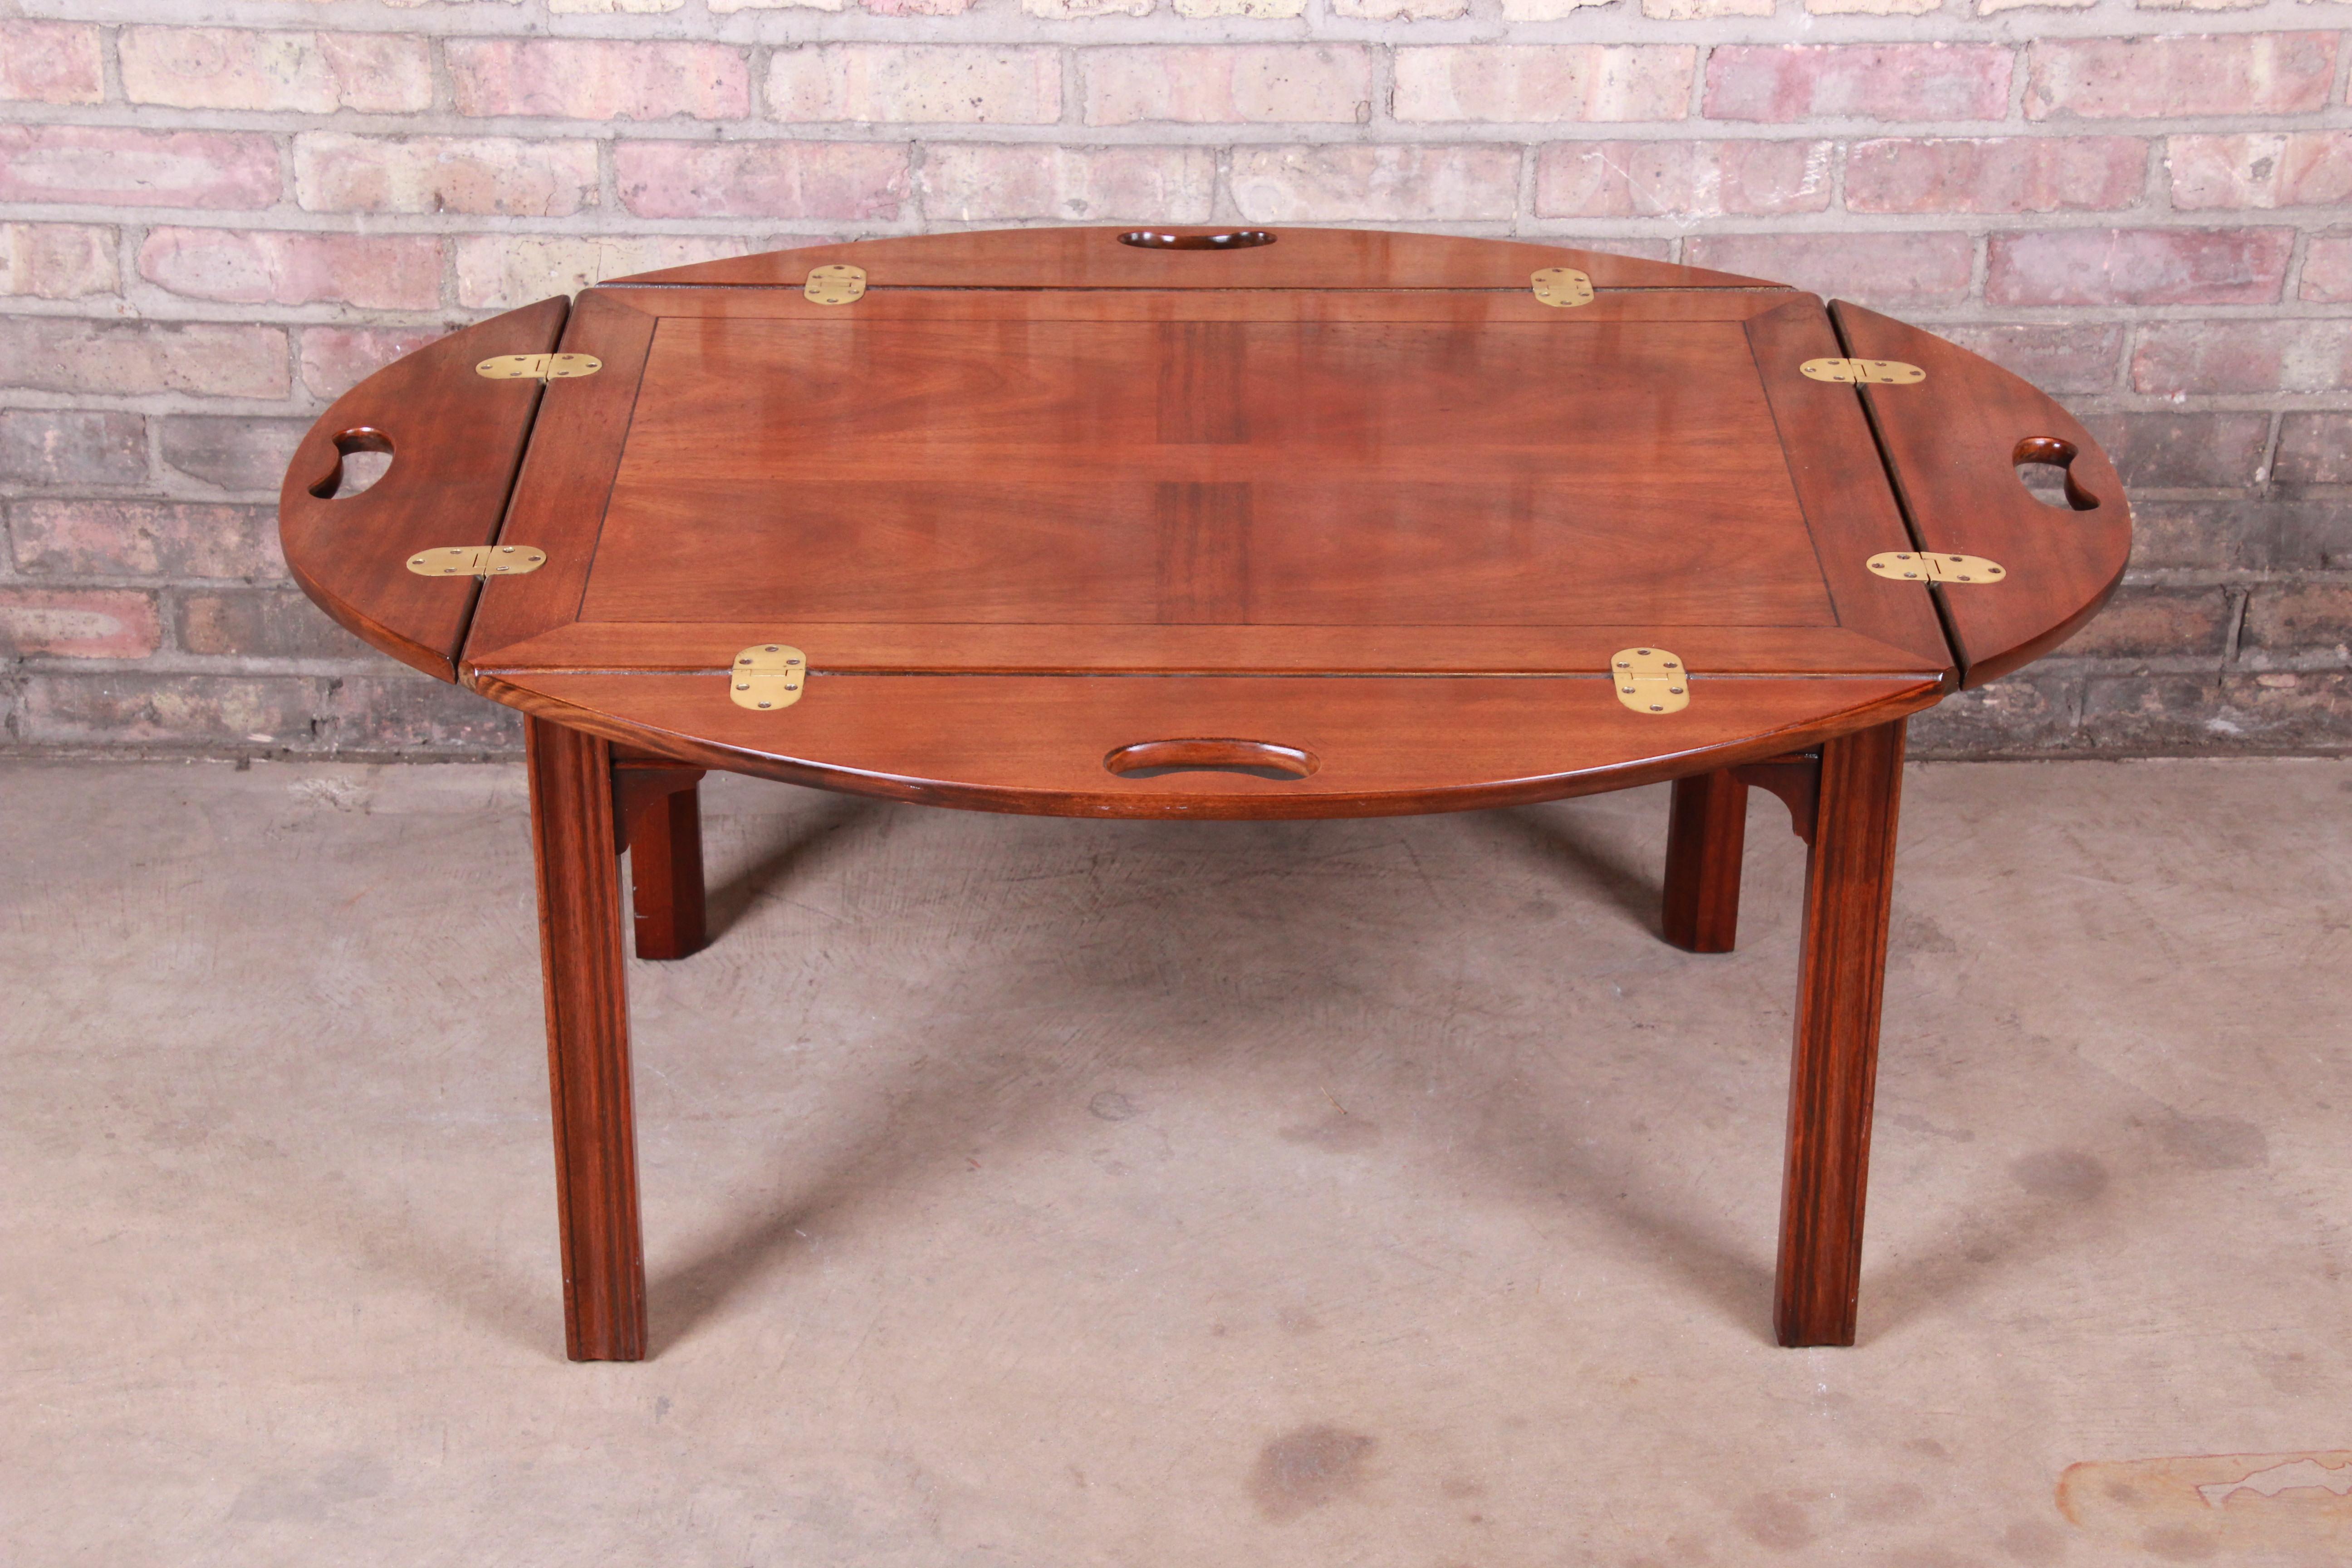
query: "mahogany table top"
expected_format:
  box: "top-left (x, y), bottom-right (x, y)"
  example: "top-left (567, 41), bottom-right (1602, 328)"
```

top-left (281, 226), bottom-right (2130, 818)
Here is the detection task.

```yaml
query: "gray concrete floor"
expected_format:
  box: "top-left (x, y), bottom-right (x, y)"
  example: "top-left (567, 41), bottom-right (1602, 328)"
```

top-left (3, 756), bottom-right (2348, 1566)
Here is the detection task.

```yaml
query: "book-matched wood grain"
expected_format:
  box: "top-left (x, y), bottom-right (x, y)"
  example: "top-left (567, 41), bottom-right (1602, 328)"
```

top-left (612, 225), bottom-right (1777, 293)
top-left (1833, 301), bottom-right (2132, 689)
top-left (278, 297), bottom-right (566, 681)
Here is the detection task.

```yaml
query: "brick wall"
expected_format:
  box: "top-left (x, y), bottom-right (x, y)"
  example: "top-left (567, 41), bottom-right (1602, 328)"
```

top-left (1, 1), bottom-right (2346, 760)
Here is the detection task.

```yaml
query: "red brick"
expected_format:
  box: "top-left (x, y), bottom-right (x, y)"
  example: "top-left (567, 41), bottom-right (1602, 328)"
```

top-left (0, 223), bottom-right (118, 300)
top-left (615, 141), bottom-right (910, 220)
top-left (1229, 145), bottom-right (1520, 222)
top-left (1392, 45), bottom-right (1694, 123)
top-left (2169, 132), bottom-right (2352, 211)
top-left (0, 20), bottom-right (103, 104)
top-left (120, 27), bottom-right (430, 114)
top-left (294, 134), bottom-right (600, 218)
top-left (1846, 137), bottom-right (2146, 214)
top-left (920, 145), bottom-right (1216, 223)
top-left (321, 674), bottom-right (524, 752)
top-left (0, 127), bottom-right (281, 211)
top-left (1987, 228), bottom-right (2293, 307)
top-left (1936, 323), bottom-right (2123, 395)
top-left (448, 38), bottom-right (749, 122)
top-left (2242, 582), bottom-right (2352, 655)
top-left (768, 45), bottom-right (1058, 124)
top-left (1704, 44), bottom-right (2011, 123)
top-left (1085, 46), bottom-right (1373, 126)
top-left (1534, 139), bottom-right (1830, 218)
top-left (176, 588), bottom-right (363, 659)
top-left (2077, 413), bottom-right (2270, 490)
top-left (9, 500), bottom-right (284, 579)
top-left (454, 236), bottom-right (746, 309)
top-left (138, 229), bottom-right (441, 311)
top-left (20, 673), bottom-right (323, 745)
top-left (2303, 232), bottom-right (2352, 304)
top-left (2274, 414), bottom-right (2352, 485)
top-left (159, 418), bottom-right (311, 495)
top-left (0, 319), bottom-right (286, 400)
top-left (2081, 671), bottom-right (2352, 753)
top-left (300, 327), bottom-right (453, 399)
top-left (2027, 34), bottom-right (2336, 120)
top-left (0, 589), bottom-right (160, 660)
top-left (0, 412), bottom-right (147, 488)
top-left (2132, 320), bottom-right (2352, 395)
top-left (1681, 232), bottom-right (1973, 307)
top-left (1907, 673), bottom-right (2082, 758)
top-left (2059, 585), bottom-right (2230, 659)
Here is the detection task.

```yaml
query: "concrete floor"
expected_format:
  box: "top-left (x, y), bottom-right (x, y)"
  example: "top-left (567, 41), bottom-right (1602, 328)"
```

top-left (3, 756), bottom-right (2347, 1566)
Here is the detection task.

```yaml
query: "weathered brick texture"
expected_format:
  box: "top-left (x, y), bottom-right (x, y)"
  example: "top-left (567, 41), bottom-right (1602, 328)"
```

top-left (0, 1), bottom-right (2343, 760)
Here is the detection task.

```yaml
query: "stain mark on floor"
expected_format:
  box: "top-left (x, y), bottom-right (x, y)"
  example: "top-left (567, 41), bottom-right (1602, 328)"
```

top-left (1249, 1424), bottom-right (1376, 1521)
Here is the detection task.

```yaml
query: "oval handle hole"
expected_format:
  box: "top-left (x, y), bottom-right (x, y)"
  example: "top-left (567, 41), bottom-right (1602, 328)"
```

top-left (2012, 435), bottom-right (2100, 512)
top-left (1104, 738), bottom-right (1318, 781)
top-left (1118, 230), bottom-right (1276, 251)
top-left (308, 427), bottom-right (394, 500)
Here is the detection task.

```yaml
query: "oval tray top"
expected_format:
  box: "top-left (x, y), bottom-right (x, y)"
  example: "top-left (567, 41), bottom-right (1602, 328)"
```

top-left (280, 227), bottom-right (2130, 818)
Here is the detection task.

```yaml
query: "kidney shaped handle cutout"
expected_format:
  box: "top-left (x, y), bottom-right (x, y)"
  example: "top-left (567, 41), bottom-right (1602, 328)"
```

top-left (1104, 738), bottom-right (1318, 781)
top-left (2013, 436), bottom-right (2102, 513)
top-left (1119, 230), bottom-right (1277, 251)
top-left (307, 427), bottom-right (396, 500)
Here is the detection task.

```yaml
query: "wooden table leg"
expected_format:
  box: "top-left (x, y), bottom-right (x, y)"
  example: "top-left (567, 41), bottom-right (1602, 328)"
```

top-left (1774, 718), bottom-right (1906, 1348)
top-left (612, 759), bottom-right (708, 962)
top-left (1663, 770), bottom-right (1748, 953)
top-left (525, 715), bottom-right (647, 1362)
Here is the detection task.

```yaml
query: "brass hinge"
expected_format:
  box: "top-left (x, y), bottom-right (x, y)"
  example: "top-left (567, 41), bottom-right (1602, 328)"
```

top-left (730, 643), bottom-right (808, 710)
top-left (1611, 647), bottom-right (1690, 714)
top-left (406, 544), bottom-right (547, 578)
top-left (475, 353), bottom-right (602, 382)
top-left (1867, 551), bottom-right (2006, 584)
top-left (1801, 358), bottom-right (1924, 385)
top-left (805, 265), bottom-right (867, 306)
top-left (1531, 268), bottom-right (1594, 309)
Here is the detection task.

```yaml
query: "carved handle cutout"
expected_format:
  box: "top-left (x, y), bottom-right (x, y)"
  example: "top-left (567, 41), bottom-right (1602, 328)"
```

top-left (1104, 738), bottom-right (1318, 780)
top-left (1118, 230), bottom-right (1277, 251)
top-left (307, 428), bottom-right (394, 500)
top-left (2013, 436), bottom-right (2101, 512)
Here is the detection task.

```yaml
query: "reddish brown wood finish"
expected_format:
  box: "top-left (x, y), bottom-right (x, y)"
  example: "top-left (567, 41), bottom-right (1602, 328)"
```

top-left (1775, 718), bottom-right (1906, 1348)
top-left (612, 760), bottom-right (708, 961)
top-left (1662, 771), bottom-right (1749, 954)
top-left (526, 715), bottom-right (647, 1362)
top-left (477, 670), bottom-right (1939, 819)
top-left (614, 225), bottom-right (1774, 292)
top-left (277, 298), bottom-right (566, 681)
top-left (1833, 301), bottom-right (2132, 689)
top-left (268, 228), bottom-right (2138, 1359)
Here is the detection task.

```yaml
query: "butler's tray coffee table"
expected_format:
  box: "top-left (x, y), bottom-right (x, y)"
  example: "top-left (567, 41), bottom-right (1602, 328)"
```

top-left (279, 226), bottom-right (2131, 1360)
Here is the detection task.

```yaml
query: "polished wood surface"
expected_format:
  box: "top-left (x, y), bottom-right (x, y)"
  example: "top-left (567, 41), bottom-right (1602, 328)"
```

top-left (277, 297), bottom-right (565, 681)
top-left (1834, 302), bottom-right (2132, 689)
top-left (448, 230), bottom-right (1981, 816)
top-left (615, 224), bottom-right (1775, 292)
top-left (612, 757), bottom-right (708, 961)
top-left (1775, 717), bottom-right (1906, 1348)
top-left (479, 671), bottom-right (1938, 818)
top-left (525, 715), bottom-right (646, 1361)
top-left (274, 228), bottom-right (2136, 1360)
top-left (1663, 770), bottom-right (1748, 954)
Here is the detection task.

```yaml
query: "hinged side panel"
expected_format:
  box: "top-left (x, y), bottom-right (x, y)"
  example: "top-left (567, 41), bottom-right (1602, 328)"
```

top-left (1833, 300), bottom-right (2131, 689)
top-left (279, 296), bottom-right (569, 682)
